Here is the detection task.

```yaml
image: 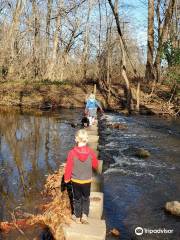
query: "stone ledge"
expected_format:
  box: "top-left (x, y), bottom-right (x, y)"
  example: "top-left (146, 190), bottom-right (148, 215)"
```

top-left (63, 219), bottom-right (106, 240)
top-left (88, 135), bottom-right (99, 142)
top-left (89, 192), bottom-right (104, 219)
top-left (91, 174), bottom-right (103, 192)
top-left (88, 142), bottom-right (98, 150)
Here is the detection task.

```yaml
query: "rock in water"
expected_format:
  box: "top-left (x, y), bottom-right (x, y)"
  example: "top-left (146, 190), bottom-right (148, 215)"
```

top-left (123, 147), bottom-right (150, 158)
top-left (109, 228), bottom-right (121, 237)
top-left (165, 201), bottom-right (180, 216)
top-left (108, 123), bottom-right (128, 130)
top-left (135, 148), bottom-right (150, 158)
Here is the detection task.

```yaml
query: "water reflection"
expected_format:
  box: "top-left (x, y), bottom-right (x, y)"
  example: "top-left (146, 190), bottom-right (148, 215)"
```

top-left (0, 107), bottom-right (81, 221)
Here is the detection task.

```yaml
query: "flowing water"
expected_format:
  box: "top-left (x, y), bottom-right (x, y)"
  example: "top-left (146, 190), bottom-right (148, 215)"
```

top-left (0, 107), bottom-right (180, 240)
top-left (99, 113), bottom-right (180, 240)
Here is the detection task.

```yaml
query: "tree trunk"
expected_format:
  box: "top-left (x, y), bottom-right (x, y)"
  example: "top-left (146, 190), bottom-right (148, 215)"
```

top-left (136, 81), bottom-right (140, 112)
top-left (154, 0), bottom-right (161, 82)
top-left (82, 0), bottom-right (91, 80)
top-left (174, 0), bottom-right (180, 48)
top-left (4, 0), bottom-right (26, 77)
top-left (97, 0), bottom-right (102, 83)
top-left (32, 0), bottom-right (40, 79)
top-left (46, 0), bottom-right (62, 81)
top-left (108, 0), bottom-right (133, 112)
top-left (45, 0), bottom-right (53, 57)
top-left (107, 26), bottom-right (112, 104)
top-left (154, 0), bottom-right (175, 80)
top-left (145, 0), bottom-right (155, 82)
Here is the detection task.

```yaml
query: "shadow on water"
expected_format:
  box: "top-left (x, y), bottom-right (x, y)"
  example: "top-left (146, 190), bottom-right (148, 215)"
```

top-left (0, 106), bottom-right (83, 239)
top-left (99, 113), bottom-right (180, 240)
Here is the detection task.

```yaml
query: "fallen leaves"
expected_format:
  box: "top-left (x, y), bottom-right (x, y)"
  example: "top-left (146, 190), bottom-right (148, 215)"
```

top-left (0, 166), bottom-right (71, 240)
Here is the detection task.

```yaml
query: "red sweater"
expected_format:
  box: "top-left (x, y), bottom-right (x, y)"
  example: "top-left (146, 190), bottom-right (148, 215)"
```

top-left (64, 145), bottom-right (98, 183)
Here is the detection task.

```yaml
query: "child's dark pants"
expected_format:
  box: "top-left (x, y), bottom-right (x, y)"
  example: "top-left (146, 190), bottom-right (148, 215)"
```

top-left (72, 182), bottom-right (91, 218)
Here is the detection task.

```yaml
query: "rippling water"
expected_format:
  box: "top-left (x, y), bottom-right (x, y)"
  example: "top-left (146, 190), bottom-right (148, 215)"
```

top-left (99, 113), bottom-right (180, 240)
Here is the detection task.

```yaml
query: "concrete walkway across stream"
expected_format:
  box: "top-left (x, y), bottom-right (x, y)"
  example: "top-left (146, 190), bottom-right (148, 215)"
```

top-left (63, 123), bottom-right (106, 240)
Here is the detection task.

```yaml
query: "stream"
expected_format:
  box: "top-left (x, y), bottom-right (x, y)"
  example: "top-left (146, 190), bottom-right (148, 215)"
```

top-left (99, 112), bottom-right (180, 240)
top-left (0, 107), bottom-right (180, 239)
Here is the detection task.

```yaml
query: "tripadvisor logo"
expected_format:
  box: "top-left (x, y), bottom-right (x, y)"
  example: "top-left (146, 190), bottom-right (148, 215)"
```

top-left (135, 226), bottom-right (174, 236)
top-left (135, 227), bottom-right (143, 236)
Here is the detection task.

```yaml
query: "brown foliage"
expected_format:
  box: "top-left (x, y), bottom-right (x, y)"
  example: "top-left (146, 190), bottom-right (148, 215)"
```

top-left (0, 167), bottom-right (71, 240)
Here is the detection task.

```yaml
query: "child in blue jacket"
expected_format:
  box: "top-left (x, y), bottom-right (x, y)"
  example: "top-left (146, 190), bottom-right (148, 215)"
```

top-left (85, 94), bottom-right (103, 125)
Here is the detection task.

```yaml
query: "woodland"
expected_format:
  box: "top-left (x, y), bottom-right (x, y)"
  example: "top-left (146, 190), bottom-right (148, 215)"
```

top-left (0, 0), bottom-right (179, 115)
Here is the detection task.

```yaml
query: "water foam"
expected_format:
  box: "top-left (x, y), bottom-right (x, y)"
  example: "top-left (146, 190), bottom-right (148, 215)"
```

top-left (104, 168), bottom-right (154, 178)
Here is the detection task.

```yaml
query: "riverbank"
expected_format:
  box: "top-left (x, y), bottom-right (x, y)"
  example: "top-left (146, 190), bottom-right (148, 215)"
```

top-left (0, 81), bottom-right (111, 109)
top-left (0, 80), bottom-right (179, 117)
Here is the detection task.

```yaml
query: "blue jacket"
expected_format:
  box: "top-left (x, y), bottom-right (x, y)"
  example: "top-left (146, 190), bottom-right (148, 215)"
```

top-left (86, 99), bottom-right (101, 109)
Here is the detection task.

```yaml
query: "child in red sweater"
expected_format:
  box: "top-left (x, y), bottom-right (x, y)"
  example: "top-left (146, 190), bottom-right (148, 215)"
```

top-left (64, 129), bottom-right (99, 224)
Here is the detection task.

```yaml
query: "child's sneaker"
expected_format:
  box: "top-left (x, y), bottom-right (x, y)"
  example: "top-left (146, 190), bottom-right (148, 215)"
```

top-left (81, 214), bottom-right (89, 224)
top-left (72, 214), bottom-right (81, 224)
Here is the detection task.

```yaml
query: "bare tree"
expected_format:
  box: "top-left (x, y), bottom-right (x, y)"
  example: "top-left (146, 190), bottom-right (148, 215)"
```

top-left (32, 0), bottom-right (40, 79)
top-left (108, 0), bottom-right (134, 111)
top-left (3, 0), bottom-right (26, 77)
top-left (154, 0), bottom-right (175, 81)
top-left (145, 0), bottom-right (155, 82)
top-left (46, 0), bottom-right (62, 81)
top-left (82, 0), bottom-right (91, 80)
top-left (106, 27), bottom-right (112, 103)
top-left (45, 0), bottom-right (53, 57)
top-left (174, 0), bottom-right (180, 48)
top-left (0, 0), bottom-right (143, 91)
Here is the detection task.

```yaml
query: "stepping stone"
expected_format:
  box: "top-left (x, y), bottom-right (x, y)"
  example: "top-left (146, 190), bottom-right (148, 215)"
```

top-left (89, 192), bottom-right (104, 219)
top-left (91, 174), bottom-right (103, 192)
top-left (97, 160), bottom-right (103, 174)
top-left (61, 119), bottom-right (106, 240)
top-left (90, 128), bottom-right (98, 133)
top-left (93, 122), bottom-right (98, 127)
top-left (87, 131), bottom-right (99, 136)
top-left (86, 127), bottom-right (98, 131)
top-left (88, 142), bottom-right (98, 150)
top-left (63, 218), bottom-right (106, 240)
top-left (89, 125), bottom-right (98, 131)
top-left (88, 135), bottom-right (99, 142)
